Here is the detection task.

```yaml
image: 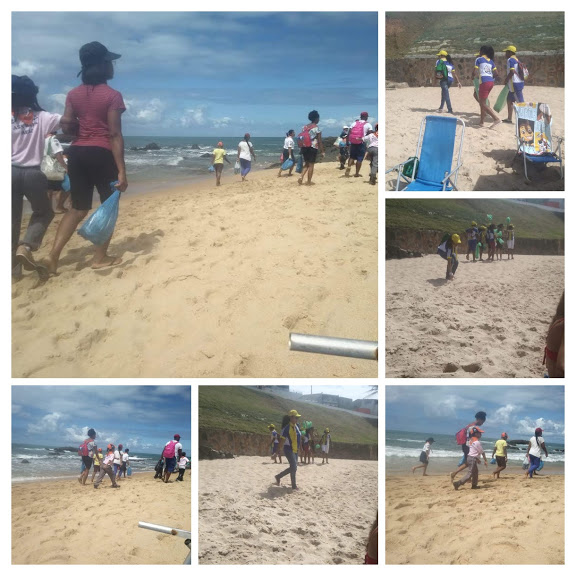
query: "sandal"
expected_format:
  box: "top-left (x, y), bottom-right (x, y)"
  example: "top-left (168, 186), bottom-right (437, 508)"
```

top-left (15, 245), bottom-right (37, 271)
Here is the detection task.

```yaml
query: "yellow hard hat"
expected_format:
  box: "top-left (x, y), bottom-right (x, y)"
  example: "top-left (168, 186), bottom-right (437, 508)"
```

top-left (451, 234), bottom-right (461, 244)
top-left (437, 50), bottom-right (448, 57)
top-left (504, 45), bottom-right (517, 53)
top-left (289, 409), bottom-right (301, 418)
top-left (324, 428), bottom-right (330, 433)
top-left (471, 221), bottom-right (477, 226)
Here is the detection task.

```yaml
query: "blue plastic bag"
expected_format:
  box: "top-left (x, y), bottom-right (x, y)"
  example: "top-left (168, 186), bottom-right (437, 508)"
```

top-left (458, 454), bottom-right (466, 466)
top-left (281, 158), bottom-right (294, 171)
top-left (295, 155), bottom-right (303, 174)
top-left (78, 184), bottom-right (120, 245)
top-left (127, 465), bottom-right (132, 477)
top-left (208, 165), bottom-right (215, 172)
top-left (537, 460), bottom-right (544, 472)
top-left (490, 457), bottom-right (496, 465)
top-left (61, 172), bottom-right (70, 192)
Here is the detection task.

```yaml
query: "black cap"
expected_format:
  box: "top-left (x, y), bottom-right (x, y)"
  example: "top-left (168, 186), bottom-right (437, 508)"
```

top-left (79, 41), bottom-right (121, 67)
top-left (12, 75), bottom-right (39, 96)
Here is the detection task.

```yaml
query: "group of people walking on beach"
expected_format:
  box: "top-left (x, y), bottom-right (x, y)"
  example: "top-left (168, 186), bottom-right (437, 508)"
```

top-left (434, 43), bottom-right (527, 127)
top-left (411, 411), bottom-right (552, 490)
top-left (77, 429), bottom-right (187, 488)
top-left (269, 409), bottom-right (332, 491)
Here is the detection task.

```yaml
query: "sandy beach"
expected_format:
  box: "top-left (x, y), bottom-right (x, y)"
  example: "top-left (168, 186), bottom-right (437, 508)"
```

top-left (385, 86), bottom-right (564, 191)
top-left (198, 456), bottom-right (378, 564)
top-left (386, 254), bottom-right (564, 378)
top-left (12, 473), bottom-right (191, 564)
top-left (386, 473), bottom-right (564, 564)
top-left (12, 162), bottom-right (377, 378)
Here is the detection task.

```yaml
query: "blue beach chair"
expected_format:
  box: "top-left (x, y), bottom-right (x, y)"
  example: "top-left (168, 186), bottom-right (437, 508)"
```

top-left (386, 115), bottom-right (465, 191)
top-left (511, 102), bottom-right (563, 182)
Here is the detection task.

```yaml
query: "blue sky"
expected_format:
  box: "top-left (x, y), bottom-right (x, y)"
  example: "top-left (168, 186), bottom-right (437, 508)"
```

top-left (11, 11), bottom-right (378, 137)
top-left (386, 386), bottom-right (565, 441)
top-left (12, 386), bottom-right (191, 452)
top-left (291, 385), bottom-right (377, 400)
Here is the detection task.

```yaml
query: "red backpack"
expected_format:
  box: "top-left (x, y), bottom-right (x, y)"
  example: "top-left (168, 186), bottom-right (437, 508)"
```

top-left (163, 440), bottom-right (177, 458)
top-left (455, 427), bottom-right (468, 445)
top-left (348, 120), bottom-right (367, 144)
top-left (78, 440), bottom-right (89, 456)
top-left (297, 123), bottom-right (316, 148)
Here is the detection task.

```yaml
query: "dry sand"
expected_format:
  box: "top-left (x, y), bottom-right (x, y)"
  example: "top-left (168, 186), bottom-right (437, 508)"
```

top-left (385, 86), bottom-right (564, 191)
top-left (12, 473), bottom-right (191, 564)
top-left (198, 456), bottom-right (378, 564)
top-left (386, 254), bottom-right (564, 378)
top-left (386, 474), bottom-right (564, 564)
top-left (12, 162), bottom-right (377, 378)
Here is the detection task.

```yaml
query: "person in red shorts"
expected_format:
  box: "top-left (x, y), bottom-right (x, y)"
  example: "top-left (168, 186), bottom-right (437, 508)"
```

top-left (473, 45), bottom-right (501, 128)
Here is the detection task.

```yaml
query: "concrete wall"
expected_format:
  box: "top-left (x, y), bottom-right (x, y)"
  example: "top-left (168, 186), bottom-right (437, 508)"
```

top-left (386, 227), bottom-right (564, 258)
top-left (386, 54), bottom-right (565, 88)
top-left (199, 428), bottom-right (378, 460)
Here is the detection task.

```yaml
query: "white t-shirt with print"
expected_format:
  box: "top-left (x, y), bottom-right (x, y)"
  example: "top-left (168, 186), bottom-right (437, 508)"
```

top-left (238, 141), bottom-right (254, 161)
top-left (12, 109), bottom-right (61, 167)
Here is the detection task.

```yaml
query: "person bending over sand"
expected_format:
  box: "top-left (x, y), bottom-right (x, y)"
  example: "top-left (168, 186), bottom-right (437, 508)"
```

top-left (451, 411), bottom-right (487, 480)
top-left (453, 427), bottom-right (487, 490)
top-left (492, 433), bottom-right (508, 479)
top-left (412, 437), bottom-right (434, 476)
top-left (438, 234), bottom-right (461, 280)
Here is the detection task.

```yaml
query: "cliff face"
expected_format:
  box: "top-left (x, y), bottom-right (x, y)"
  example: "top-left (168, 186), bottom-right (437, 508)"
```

top-left (386, 54), bottom-right (565, 88)
top-left (386, 227), bottom-right (564, 258)
top-left (198, 428), bottom-right (378, 460)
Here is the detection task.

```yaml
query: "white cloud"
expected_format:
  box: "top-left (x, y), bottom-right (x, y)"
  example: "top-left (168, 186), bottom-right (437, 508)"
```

top-left (47, 93), bottom-right (67, 114)
top-left (213, 116), bottom-right (232, 129)
top-left (28, 412), bottom-right (63, 434)
top-left (12, 60), bottom-right (39, 76)
top-left (180, 107), bottom-right (207, 127)
top-left (124, 98), bottom-right (166, 125)
top-left (516, 417), bottom-right (564, 436)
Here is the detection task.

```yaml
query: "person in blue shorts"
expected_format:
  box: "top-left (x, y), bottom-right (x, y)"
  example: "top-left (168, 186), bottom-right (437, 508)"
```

top-left (503, 46), bottom-right (525, 123)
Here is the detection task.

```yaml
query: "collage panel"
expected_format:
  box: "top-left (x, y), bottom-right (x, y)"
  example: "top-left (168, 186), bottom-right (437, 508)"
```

top-left (11, 385), bottom-right (192, 564)
top-left (197, 384), bottom-right (378, 565)
top-left (385, 385), bottom-right (565, 565)
top-left (384, 11), bottom-right (564, 191)
top-left (385, 198), bottom-right (564, 378)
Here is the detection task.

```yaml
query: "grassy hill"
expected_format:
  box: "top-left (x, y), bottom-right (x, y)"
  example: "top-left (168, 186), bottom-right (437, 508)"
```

top-left (386, 199), bottom-right (564, 240)
top-left (386, 12), bottom-right (564, 58)
top-left (199, 386), bottom-right (377, 445)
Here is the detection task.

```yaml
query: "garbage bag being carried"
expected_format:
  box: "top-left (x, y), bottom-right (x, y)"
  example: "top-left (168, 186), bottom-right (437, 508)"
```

top-left (78, 182), bottom-right (120, 245)
top-left (281, 158), bottom-right (294, 171)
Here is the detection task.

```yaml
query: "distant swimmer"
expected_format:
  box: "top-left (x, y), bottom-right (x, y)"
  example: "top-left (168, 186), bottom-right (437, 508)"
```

top-left (411, 437), bottom-right (434, 476)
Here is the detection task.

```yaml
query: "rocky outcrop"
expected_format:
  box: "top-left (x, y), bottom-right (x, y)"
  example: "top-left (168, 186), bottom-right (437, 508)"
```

top-left (129, 142), bottom-right (161, 151)
top-left (21, 459), bottom-right (30, 464)
top-left (190, 144), bottom-right (200, 150)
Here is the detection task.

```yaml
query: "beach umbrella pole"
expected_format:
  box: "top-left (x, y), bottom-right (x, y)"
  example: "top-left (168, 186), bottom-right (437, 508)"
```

top-left (289, 333), bottom-right (378, 360)
top-left (138, 522), bottom-right (191, 564)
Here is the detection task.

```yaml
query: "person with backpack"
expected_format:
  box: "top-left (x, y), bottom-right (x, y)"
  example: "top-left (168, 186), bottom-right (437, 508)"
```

top-left (162, 433), bottom-right (183, 483)
top-left (345, 112), bottom-right (372, 178)
top-left (237, 133), bottom-right (256, 181)
top-left (525, 427), bottom-right (548, 479)
top-left (12, 75), bottom-right (61, 278)
top-left (297, 110), bottom-right (324, 186)
top-left (473, 45), bottom-right (501, 128)
top-left (450, 411), bottom-right (487, 481)
top-left (437, 233), bottom-right (461, 280)
top-left (434, 50), bottom-right (462, 114)
top-left (503, 46), bottom-right (526, 123)
top-left (78, 428), bottom-right (98, 485)
top-left (452, 426), bottom-right (488, 490)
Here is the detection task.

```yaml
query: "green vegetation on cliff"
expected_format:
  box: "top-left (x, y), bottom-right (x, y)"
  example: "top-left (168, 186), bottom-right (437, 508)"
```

top-left (386, 199), bottom-right (564, 240)
top-left (386, 12), bottom-right (564, 58)
top-left (199, 386), bottom-right (377, 445)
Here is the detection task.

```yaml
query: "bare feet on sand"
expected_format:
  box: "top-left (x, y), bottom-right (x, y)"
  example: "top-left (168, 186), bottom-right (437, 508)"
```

top-left (91, 256), bottom-right (122, 270)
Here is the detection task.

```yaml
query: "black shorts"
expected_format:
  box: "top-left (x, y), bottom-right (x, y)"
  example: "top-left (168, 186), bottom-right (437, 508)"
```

top-left (349, 143), bottom-right (366, 161)
top-left (419, 452), bottom-right (428, 464)
top-left (67, 145), bottom-right (119, 211)
top-left (496, 456), bottom-right (506, 467)
top-left (462, 444), bottom-right (470, 456)
top-left (301, 147), bottom-right (318, 164)
top-left (82, 455), bottom-right (93, 470)
top-left (282, 148), bottom-right (293, 162)
top-left (47, 179), bottom-right (64, 191)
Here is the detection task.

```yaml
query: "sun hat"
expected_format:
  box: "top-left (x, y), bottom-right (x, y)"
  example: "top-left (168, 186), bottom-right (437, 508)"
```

top-left (451, 234), bottom-right (462, 244)
top-left (343, 125), bottom-right (349, 129)
top-left (437, 50), bottom-right (448, 56)
top-left (426, 437), bottom-right (435, 443)
top-left (79, 41), bottom-right (121, 67)
top-left (504, 45), bottom-right (517, 53)
top-left (289, 409), bottom-right (301, 418)
top-left (12, 75), bottom-right (39, 96)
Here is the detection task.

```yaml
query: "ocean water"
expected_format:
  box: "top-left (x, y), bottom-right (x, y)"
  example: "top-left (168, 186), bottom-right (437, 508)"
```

top-left (12, 443), bottom-right (160, 483)
top-left (386, 430), bottom-right (565, 475)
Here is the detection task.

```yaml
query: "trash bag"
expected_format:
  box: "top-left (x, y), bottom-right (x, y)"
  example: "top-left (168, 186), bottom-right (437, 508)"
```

top-left (234, 160), bottom-right (240, 175)
top-left (208, 165), bottom-right (215, 172)
top-left (127, 465), bottom-right (132, 477)
top-left (78, 186), bottom-right (120, 245)
top-left (490, 457), bottom-right (497, 465)
top-left (522, 456), bottom-right (530, 470)
top-left (281, 158), bottom-right (294, 171)
top-left (537, 460), bottom-right (544, 472)
top-left (295, 155), bottom-right (303, 174)
top-left (61, 172), bottom-right (71, 192)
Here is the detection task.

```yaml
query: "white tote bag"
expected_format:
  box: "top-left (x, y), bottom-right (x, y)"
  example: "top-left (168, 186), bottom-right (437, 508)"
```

top-left (40, 136), bottom-right (66, 181)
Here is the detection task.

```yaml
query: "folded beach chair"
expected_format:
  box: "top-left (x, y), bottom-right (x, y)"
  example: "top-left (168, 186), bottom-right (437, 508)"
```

top-left (511, 102), bottom-right (563, 182)
top-left (386, 115), bottom-right (465, 191)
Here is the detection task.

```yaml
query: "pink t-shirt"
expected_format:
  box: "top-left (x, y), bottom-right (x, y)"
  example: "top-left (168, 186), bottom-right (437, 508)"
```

top-left (11, 109), bottom-right (61, 167)
top-left (66, 84), bottom-right (126, 150)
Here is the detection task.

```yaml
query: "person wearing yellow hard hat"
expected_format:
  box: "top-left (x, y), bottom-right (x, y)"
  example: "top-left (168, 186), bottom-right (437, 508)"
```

top-left (465, 221), bottom-right (479, 263)
top-left (320, 427), bottom-right (332, 464)
top-left (274, 409), bottom-right (302, 490)
top-left (446, 233), bottom-right (461, 280)
top-left (268, 423), bottom-right (283, 464)
top-left (434, 50), bottom-right (462, 115)
top-left (502, 45), bottom-right (526, 123)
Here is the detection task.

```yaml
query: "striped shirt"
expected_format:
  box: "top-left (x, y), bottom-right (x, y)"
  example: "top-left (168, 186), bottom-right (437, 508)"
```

top-left (66, 83), bottom-right (125, 150)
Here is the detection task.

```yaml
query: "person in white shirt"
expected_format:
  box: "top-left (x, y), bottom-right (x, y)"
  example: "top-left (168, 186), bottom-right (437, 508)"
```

top-left (362, 124), bottom-right (378, 185)
top-left (118, 448), bottom-right (130, 479)
top-left (163, 434), bottom-right (183, 483)
top-left (237, 133), bottom-right (256, 181)
top-left (277, 130), bottom-right (295, 177)
top-left (453, 427), bottom-right (487, 490)
top-left (113, 443), bottom-right (123, 480)
top-left (176, 452), bottom-right (189, 482)
top-left (525, 427), bottom-right (548, 479)
top-left (412, 437), bottom-right (434, 476)
top-left (94, 444), bottom-right (120, 489)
